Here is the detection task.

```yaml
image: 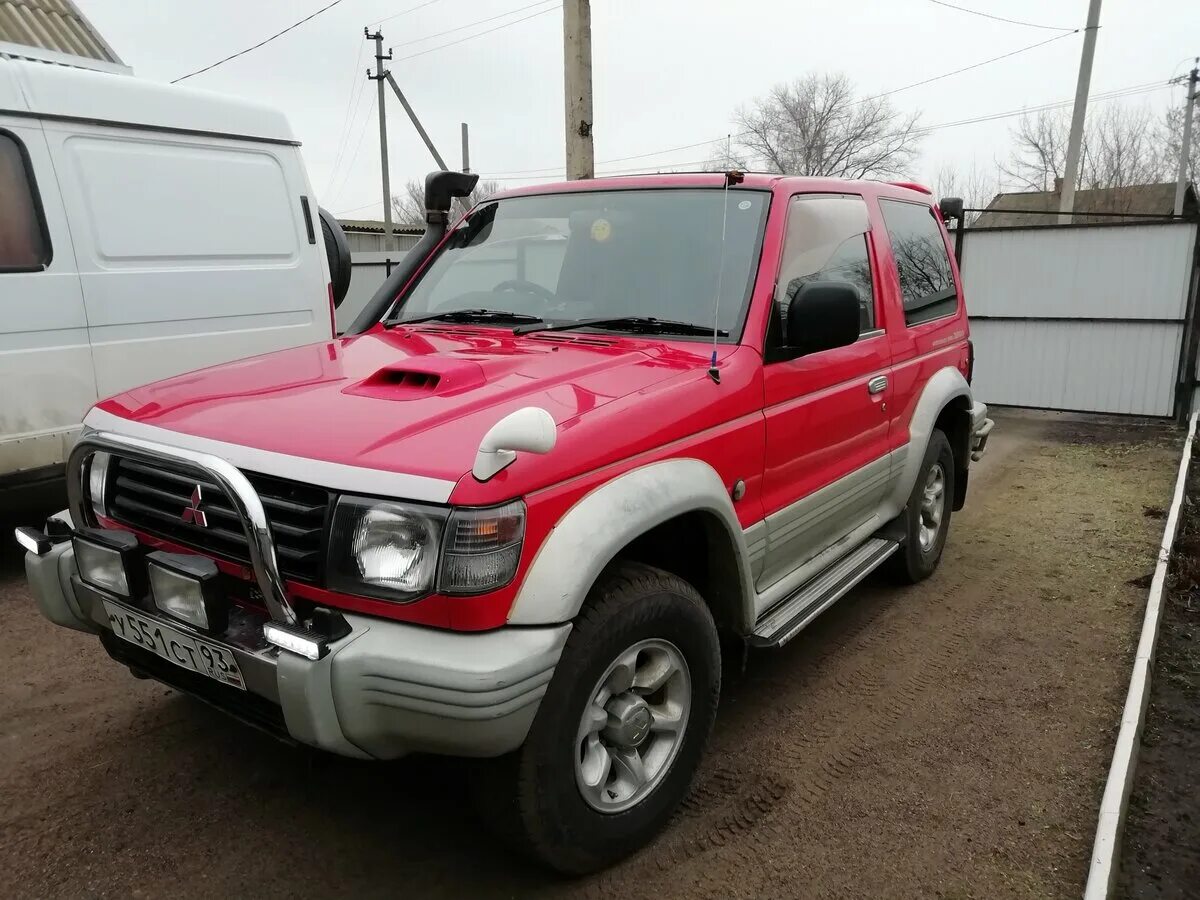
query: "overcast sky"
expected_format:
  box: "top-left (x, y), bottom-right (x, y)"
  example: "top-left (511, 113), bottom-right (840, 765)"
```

top-left (79, 0), bottom-right (1196, 219)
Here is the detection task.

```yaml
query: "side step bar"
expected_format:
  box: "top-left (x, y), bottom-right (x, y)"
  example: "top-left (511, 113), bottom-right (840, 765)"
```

top-left (748, 538), bottom-right (899, 649)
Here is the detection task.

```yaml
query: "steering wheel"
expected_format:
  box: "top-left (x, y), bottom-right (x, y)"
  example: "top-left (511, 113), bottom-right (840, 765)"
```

top-left (493, 279), bottom-right (558, 304)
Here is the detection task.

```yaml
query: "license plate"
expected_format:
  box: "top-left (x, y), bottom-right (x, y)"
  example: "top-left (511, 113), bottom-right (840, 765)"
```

top-left (103, 600), bottom-right (246, 691)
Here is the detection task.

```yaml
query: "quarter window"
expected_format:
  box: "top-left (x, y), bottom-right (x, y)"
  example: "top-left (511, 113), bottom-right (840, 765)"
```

top-left (879, 199), bottom-right (956, 326)
top-left (0, 132), bottom-right (50, 271)
top-left (776, 194), bottom-right (876, 334)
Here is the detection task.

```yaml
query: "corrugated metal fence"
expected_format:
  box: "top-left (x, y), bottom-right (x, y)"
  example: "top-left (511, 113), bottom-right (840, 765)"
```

top-left (961, 221), bottom-right (1199, 416)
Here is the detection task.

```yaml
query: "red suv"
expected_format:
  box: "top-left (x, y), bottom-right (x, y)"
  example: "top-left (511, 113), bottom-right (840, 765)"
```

top-left (19, 170), bottom-right (992, 873)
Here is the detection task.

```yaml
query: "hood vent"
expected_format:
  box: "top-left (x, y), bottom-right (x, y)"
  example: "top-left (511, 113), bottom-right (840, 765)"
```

top-left (374, 369), bottom-right (441, 391)
top-left (528, 333), bottom-right (617, 348)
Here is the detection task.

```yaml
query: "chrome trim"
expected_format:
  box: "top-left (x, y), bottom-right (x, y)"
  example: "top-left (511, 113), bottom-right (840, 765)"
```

top-left (67, 430), bottom-right (298, 625)
top-left (83, 408), bottom-right (457, 504)
top-left (867, 375), bottom-right (888, 395)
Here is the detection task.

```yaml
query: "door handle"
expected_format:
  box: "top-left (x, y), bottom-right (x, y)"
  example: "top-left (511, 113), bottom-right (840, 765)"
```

top-left (867, 375), bottom-right (888, 395)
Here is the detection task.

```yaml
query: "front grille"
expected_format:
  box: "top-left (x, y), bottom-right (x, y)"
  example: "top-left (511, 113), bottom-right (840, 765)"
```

top-left (107, 457), bottom-right (330, 582)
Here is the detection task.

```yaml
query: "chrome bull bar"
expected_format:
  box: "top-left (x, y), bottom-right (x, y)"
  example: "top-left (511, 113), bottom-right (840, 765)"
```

top-left (67, 430), bottom-right (298, 626)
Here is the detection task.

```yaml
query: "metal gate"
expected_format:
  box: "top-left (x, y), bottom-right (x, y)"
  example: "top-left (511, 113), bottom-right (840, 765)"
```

top-left (960, 221), bottom-right (1199, 416)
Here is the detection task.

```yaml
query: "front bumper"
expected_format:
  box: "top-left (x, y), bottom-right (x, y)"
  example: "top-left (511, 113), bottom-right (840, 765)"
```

top-left (26, 536), bottom-right (569, 760)
top-left (970, 401), bottom-right (994, 461)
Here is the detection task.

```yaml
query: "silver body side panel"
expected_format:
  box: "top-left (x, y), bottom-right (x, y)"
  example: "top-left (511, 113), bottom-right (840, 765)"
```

top-left (756, 452), bottom-right (893, 592)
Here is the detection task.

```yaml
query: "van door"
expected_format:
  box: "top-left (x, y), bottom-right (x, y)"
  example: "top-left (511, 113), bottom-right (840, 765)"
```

top-left (0, 120), bottom-right (95, 481)
top-left (42, 124), bottom-right (330, 400)
top-left (758, 193), bottom-right (891, 590)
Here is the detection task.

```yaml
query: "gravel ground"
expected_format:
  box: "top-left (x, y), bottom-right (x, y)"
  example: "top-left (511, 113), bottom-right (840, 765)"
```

top-left (0, 410), bottom-right (1182, 899)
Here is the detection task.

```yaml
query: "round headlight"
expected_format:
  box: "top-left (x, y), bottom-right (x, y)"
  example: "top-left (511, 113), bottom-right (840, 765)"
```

top-left (351, 506), bottom-right (438, 592)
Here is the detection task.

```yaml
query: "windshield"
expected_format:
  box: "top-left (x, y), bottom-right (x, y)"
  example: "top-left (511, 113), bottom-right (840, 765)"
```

top-left (385, 188), bottom-right (769, 338)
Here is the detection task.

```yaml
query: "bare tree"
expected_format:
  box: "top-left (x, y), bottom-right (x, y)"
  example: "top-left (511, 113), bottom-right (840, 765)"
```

top-left (391, 178), bottom-right (501, 225)
top-left (1156, 104), bottom-right (1199, 189)
top-left (1003, 104), bottom-right (1167, 197)
top-left (727, 73), bottom-right (923, 179)
top-left (932, 162), bottom-right (1001, 224)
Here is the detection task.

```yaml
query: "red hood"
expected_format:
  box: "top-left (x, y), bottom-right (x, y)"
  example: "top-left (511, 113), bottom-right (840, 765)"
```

top-left (96, 326), bottom-right (752, 499)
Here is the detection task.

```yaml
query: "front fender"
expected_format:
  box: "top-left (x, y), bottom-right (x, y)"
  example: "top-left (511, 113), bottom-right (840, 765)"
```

top-left (508, 458), bottom-right (756, 627)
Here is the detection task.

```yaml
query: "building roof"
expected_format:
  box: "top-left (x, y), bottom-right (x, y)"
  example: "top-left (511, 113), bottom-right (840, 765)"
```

top-left (0, 0), bottom-right (121, 65)
top-left (338, 218), bottom-right (426, 236)
top-left (974, 181), bottom-right (1199, 228)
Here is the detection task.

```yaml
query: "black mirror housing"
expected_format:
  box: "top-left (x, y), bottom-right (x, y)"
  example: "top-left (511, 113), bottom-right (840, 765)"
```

top-left (938, 196), bottom-right (964, 223)
top-left (785, 281), bottom-right (862, 356)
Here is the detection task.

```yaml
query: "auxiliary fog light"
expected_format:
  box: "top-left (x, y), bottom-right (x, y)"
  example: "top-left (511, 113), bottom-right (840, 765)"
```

top-left (73, 528), bottom-right (141, 597)
top-left (147, 551), bottom-right (225, 632)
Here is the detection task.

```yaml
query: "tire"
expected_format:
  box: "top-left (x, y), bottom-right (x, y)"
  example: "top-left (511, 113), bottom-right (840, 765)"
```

top-left (887, 428), bottom-right (955, 584)
top-left (318, 207), bottom-right (352, 309)
top-left (473, 561), bottom-right (721, 874)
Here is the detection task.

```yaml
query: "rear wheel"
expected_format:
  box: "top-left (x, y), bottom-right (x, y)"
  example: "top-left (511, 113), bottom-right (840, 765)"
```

top-left (473, 561), bottom-right (720, 874)
top-left (888, 429), bottom-right (955, 583)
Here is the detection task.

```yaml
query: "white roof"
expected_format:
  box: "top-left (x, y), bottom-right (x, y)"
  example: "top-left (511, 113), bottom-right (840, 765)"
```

top-left (0, 56), bottom-right (297, 144)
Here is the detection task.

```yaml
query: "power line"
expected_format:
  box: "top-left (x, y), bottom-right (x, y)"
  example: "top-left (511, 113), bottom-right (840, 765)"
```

top-left (392, 0), bottom-right (558, 50)
top-left (329, 91), bottom-right (377, 205)
top-left (480, 79), bottom-right (1173, 181)
top-left (324, 38), bottom-right (370, 196)
top-left (862, 30), bottom-right (1080, 103)
top-left (373, 0), bottom-right (448, 28)
top-left (482, 32), bottom-right (1085, 178)
top-left (392, 4), bottom-right (561, 63)
top-left (924, 0), bottom-right (1074, 32)
top-left (171, 0), bottom-right (347, 83)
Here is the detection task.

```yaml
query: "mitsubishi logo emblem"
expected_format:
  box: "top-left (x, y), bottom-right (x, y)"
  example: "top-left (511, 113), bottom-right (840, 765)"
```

top-left (182, 485), bottom-right (208, 527)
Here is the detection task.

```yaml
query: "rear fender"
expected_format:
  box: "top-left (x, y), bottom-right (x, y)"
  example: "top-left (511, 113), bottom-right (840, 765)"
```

top-left (508, 458), bottom-right (756, 629)
top-left (885, 366), bottom-right (972, 512)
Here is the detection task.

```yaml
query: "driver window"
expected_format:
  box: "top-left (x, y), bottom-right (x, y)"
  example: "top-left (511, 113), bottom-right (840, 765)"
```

top-left (776, 194), bottom-right (876, 333)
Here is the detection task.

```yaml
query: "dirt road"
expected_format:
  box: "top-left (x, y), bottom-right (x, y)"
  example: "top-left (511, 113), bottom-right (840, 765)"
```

top-left (0, 411), bottom-right (1181, 899)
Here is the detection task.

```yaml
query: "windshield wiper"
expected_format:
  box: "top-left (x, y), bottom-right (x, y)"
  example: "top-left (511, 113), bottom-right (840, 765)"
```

top-left (514, 316), bottom-right (727, 338)
top-left (387, 308), bottom-right (543, 328)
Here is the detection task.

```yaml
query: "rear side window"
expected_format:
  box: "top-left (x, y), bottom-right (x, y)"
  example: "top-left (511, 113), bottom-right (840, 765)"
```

top-left (879, 198), bottom-right (956, 326)
top-left (0, 131), bottom-right (51, 271)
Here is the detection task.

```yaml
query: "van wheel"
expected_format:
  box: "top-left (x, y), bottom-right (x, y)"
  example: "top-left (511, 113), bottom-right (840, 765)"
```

top-left (472, 562), bottom-right (720, 874)
top-left (888, 428), bottom-right (955, 584)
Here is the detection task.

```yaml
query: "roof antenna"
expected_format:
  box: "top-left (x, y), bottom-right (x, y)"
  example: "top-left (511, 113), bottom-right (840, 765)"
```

top-left (707, 169), bottom-right (744, 384)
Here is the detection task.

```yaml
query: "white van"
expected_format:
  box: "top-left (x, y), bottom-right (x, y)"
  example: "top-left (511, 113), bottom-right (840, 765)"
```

top-left (0, 55), bottom-right (350, 501)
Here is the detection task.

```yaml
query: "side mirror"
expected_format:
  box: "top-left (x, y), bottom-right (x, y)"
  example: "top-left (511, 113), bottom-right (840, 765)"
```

top-left (785, 281), bottom-right (861, 355)
top-left (938, 196), bottom-right (964, 224)
top-left (318, 207), bottom-right (352, 309)
top-left (472, 407), bottom-right (557, 482)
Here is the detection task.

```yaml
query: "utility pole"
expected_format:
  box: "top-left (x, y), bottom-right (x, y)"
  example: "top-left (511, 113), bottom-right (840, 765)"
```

top-left (1058, 0), bottom-right (1103, 223)
top-left (563, 0), bottom-right (594, 180)
top-left (366, 28), bottom-right (394, 249)
top-left (461, 122), bottom-right (470, 174)
top-left (1173, 60), bottom-right (1198, 218)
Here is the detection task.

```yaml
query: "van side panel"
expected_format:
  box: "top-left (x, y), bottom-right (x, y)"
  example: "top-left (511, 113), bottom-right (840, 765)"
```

top-left (42, 125), bottom-right (330, 399)
top-left (0, 117), bottom-right (96, 478)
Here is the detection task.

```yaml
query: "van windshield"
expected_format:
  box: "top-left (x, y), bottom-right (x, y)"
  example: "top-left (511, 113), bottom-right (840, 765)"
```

top-left (385, 188), bottom-right (770, 339)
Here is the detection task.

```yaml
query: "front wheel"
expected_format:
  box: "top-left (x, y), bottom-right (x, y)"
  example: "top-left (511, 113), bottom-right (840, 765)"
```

top-left (887, 428), bottom-right (955, 584)
top-left (474, 562), bottom-right (720, 874)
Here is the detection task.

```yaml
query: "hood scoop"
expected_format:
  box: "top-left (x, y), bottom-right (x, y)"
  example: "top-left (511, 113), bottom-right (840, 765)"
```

top-left (343, 359), bottom-right (486, 401)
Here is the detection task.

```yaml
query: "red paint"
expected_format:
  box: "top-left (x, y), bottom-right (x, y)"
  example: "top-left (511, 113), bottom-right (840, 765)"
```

top-left (92, 175), bottom-right (971, 632)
